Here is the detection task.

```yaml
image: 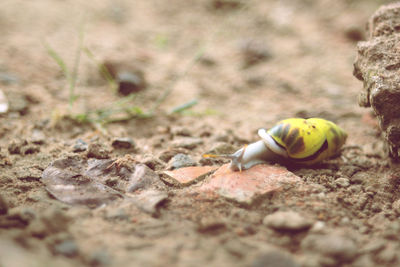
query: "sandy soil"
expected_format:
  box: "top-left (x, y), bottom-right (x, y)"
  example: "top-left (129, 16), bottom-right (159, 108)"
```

top-left (1, 0), bottom-right (399, 266)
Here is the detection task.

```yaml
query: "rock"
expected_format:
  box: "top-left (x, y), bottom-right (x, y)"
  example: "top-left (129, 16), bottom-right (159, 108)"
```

top-left (158, 149), bottom-right (187, 163)
top-left (73, 139), bottom-right (88, 152)
top-left (8, 93), bottom-right (28, 115)
top-left (252, 248), bottom-right (300, 267)
top-left (197, 217), bottom-right (226, 234)
top-left (205, 142), bottom-right (236, 155)
top-left (170, 126), bottom-right (191, 137)
top-left (30, 130), bottom-right (45, 144)
top-left (111, 137), bottom-right (135, 149)
top-left (0, 89), bottom-right (9, 113)
top-left (238, 39), bottom-right (272, 68)
top-left (87, 249), bottom-right (111, 266)
top-left (198, 164), bottom-right (302, 205)
top-left (28, 208), bottom-right (71, 238)
top-left (127, 163), bottom-right (164, 192)
top-left (20, 144), bottom-right (40, 155)
top-left (335, 177), bottom-right (350, 188)
top-left (162, 166), bottom-right (217, 186)
top-left (263, 211), bottom-right (313, 232)
top-left (8, 139), bottom-right (27, 155)
top-left (392, 199), bottom-right (400, 215)
top-left (130, 189), bottom-right (168, 215)
top-left (167, 153), bottom-right (196, 170)
top-left (102, 60), bottom-right (146, 96)
top-left (353, 2), bottom-right (400, 158)
top-left (171, 137), bottom-right (203, 149)
top-left (87, 143), bottom-right (110, 159)
top-left (0, 194), bottom-right (8, 215)
top-left (301, 233), bottom-right (358, 263)
top-left (53, 239), bottom-right (79, 257)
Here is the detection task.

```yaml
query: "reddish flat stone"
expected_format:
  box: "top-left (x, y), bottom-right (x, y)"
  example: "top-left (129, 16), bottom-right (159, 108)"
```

top-left (162, 166), bottom-right (218, 186)
top-left (198, 164), bottom-right (302, 205)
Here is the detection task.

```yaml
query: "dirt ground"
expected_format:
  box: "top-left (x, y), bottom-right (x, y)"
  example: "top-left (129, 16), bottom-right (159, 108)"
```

top-left (1, 0), bottom-right (400, 266)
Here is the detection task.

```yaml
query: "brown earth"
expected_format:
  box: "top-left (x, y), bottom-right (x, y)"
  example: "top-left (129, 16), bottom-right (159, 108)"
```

top-left (1, 0), bottom-right (400, 266)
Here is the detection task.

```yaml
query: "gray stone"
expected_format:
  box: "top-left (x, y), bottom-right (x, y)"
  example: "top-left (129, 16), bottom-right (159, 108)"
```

top-left (73, 139), bottom-right (88, 152)
top-left (335, 177), bottom-right (350, 187)
top-left (252, 248), bottom-right (300, 267)
top-left (30, 130), bottom-right (45, 144)
top-left (87, 143), bottom-right (110, 159)
top-left (171, 137), bottom-right (203, 149)
top-left (54, 239), bottom-right (79, 257)
top-left (111, 137), bottom-right (135, 149)
top-left (263, 211), bottom-right (313, 231)
top-left (301, 233), bottom-right (358, 262)
top-left (167, 153), bottom-right (196, 170)
top-left (0, 194), bottom-right (8, 215)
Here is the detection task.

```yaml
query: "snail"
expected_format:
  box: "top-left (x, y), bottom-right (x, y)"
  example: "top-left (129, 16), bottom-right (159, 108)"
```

top-left (204, 118), bottom-right (347, 171)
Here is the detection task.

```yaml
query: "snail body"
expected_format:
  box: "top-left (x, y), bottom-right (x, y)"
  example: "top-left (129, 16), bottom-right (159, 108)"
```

top-left (205, 118), bottom-right (347, 171)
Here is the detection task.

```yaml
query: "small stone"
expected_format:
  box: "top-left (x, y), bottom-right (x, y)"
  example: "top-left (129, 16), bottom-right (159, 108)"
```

top-left (162, 166), bottom-right (217, 186)
top-left (21, 144), bottom-right (40, 155)
top-left (8, 139), bottom-right (27, 154)
top-left (238, 39), bottom-right (272, 67)
top-left (171, 126), bottom-right (191, 137)
top-left (0, 194), bottom-right (8, 215)
top-left (141, 154), bottom-right (165, 171)
top-left (88, 249), bottom-right (111, 266)
top-left (167, 153), bottom-right (196, 170)
top-left (15, 168), bottom-right (42, 181)
top-left (0, 89), bottom-right (9, 113)
top-left (205, 142), bottom-right (236, 155)
top-left (111, 137), bottom-right (135, 149)
top-left (102, 61), bottom-right (146, 96)
top-left (131, 189), bottom-right (168, 215)
top-left (87, 143), bottom-right (110, 159)
top-left (252, 248), bottom-right (300, 267)
top-left (301, 233), bottom-right (358, 262)
top-left (263, 211), bottom-right (313, 231)
top-left (127, 164), bottom-right (164, 192)
top-left (8, 93), bottom-right (28, 115)
top-left (392, 199), bottom-right (400, 215)
top-left (197, 217), bottom-right (226, 234)
top-left (198, 164), bottom-right (302, 205)
top-left (171, 137), bottom-right (203, 149)
top-left (30, 130), bottom-right (45, 144)
top-left (54, 239), bottom-right (79, 257)
top-left (158, 149), bottom-right (186, 163)
top-left (73, 139), bottom-right (88, 152)
top-left (335, 177), bottom-right (350, 188)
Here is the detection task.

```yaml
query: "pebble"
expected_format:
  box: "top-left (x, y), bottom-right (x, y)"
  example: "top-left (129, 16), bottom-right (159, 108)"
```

top-left (30, 130), bottom-right (45, 144)
top-left (238, 39), bottom-right (272, 67)
top-left (111, 137), bottom-right (135, 149)
top-left (171, 126), bottom-right (191, 137)
top-left (0, 89), bottom-right (9, 113)
top-left (158, 149), bottom-right (186, 163)
top-left (197, 217), bottom-right (226, 234)
top-left (8, 139), bottom-right (28, 155)
top-left (54, 239), bottom-right (79, 257)
top-left (132, 189), bottom-right (168, 215)
top-left (73, 139), bottom-right (88, 152)
top-left (301, 233), bottom-right (358, 262)
top-left (205, 142), bottom-right (236, 155)
top-left (392, 199), bottom-right (400, 215)
top-left (251, 248), bottom-right (300, 267)
top-left (88, 249), bottom-right (111, 266)
top-left (167, 153), bottom-right (196, 170)
top-left (87, 143), bottom-right (110, 159)
top-left (20, 144), bottom-right (40, 155)
top-left (335, 177), bottom-right (350, 188)
top-left (8, 93), bottom-right (28, 115)
top-left (102, 61), bottom-right (146, 96)
top-left (263, 211), bottom-right (313, 231)
top-left (171, 137), bottom-right (203, 149)
top-left (0, 194), bottom-right (8, 215)
top-left (127, 163), bottom-right (164, 192)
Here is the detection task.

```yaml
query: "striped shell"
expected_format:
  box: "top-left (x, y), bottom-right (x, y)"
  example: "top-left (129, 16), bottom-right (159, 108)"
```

top-left (263, 118), bottom-right (347, 165)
